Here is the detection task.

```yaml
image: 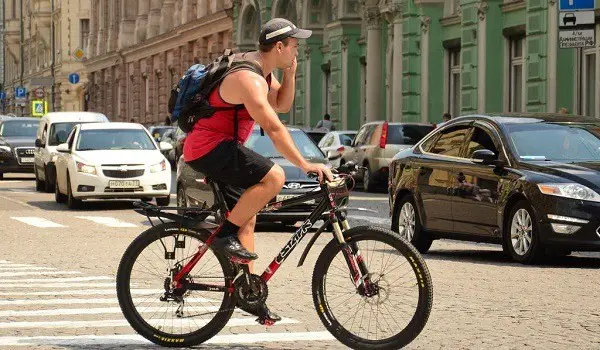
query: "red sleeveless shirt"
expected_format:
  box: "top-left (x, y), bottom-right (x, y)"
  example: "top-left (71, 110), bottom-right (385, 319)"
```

top-left (183, 74), bottom-right (272, 162)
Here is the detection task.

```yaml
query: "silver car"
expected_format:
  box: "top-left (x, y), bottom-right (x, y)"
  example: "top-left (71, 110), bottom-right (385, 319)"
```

top-left (342, 121), bottom-right (435, 192)
top-left (317, 130), bottom-right (357, 168)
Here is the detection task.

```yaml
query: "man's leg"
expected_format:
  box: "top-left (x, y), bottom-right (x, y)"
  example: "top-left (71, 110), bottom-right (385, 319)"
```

top-left (237, 215), bottom-right (257, 273)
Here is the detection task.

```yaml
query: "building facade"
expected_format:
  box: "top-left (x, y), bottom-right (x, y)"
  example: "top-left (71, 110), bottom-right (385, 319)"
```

top-left (3, 0), bottom-right (90, 115)
top-left (84, 0), bottom-right (235, 125)
top-left (233, 0), bottom-right (600, 130)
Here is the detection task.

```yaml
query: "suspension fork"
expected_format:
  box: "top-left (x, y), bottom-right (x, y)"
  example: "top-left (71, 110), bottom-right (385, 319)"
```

top-left (332, 211), bottom-right (371, 287)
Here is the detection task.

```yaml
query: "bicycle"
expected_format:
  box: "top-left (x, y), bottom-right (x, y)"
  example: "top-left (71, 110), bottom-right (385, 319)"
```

top-left (116, 163), bottom-right (433, 349)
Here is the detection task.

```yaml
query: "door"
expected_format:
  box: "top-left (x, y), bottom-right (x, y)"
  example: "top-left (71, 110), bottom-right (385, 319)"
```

top-left (55, 128), bottom-right (77, 193)
top-left (416, 124), bottom-right (471, 232)
top-left (451, 125), bottom-right (503, 237)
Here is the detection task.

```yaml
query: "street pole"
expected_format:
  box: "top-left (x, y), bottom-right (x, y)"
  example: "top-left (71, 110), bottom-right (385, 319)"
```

top-left (19, 0), bottom-right (24, 116)
top-left (50, 0), bottom-right (55, 112)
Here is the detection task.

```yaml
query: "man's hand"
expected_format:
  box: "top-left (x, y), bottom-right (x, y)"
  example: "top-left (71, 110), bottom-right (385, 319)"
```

top-left (284, 57), bottom-right (297, 76)
top-left (301, 162), bottom-right (334, 183)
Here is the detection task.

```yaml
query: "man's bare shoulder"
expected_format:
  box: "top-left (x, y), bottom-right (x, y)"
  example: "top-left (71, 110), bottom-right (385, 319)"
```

top-left (222, 70), bottom-right (269, 98)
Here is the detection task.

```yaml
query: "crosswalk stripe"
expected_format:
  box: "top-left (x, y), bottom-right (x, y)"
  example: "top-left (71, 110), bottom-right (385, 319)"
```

top-left (0, 266), bottom-right (57, 271)
top-left (0, 276), bottom-right (111, 283)
top-left (0, 317), bottom-right (298, 329)
top-left (75, 216), bottom-right (137, 227)
top-left (0, 288), bottom-right (164, 296)
top-left (10, 217), bottom-right (66, 228)
top-left (0, 306), bottom-right (219, 317)
top-left (0, 331), bottom-right (335, 346)
top-left (0, 282), bottom-right (117, 289)
top-left (0, 297), bottom-right (217, 306)
top-left (0, 271), bottom-right (81, 277)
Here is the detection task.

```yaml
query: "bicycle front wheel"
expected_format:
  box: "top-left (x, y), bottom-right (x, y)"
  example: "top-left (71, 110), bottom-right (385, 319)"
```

top-left (312, 225), bottom-right (433, 349)
top-left (116, 222), bottom-right (236, 347)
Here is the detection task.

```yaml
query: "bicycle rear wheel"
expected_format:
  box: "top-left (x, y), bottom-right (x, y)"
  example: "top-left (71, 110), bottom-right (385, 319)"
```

top-left (312, 225), bottom-right (433, 349)
top-left (116, 222), bottom-right (236, 347)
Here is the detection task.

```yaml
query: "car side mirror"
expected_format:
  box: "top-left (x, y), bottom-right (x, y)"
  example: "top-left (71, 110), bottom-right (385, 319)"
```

top-left (56, 143), bottom-right (70, 153)
top-left (471, 149), bottom-right (498, 166)
top-left (35, 138), bottom-right (43, 148)
top-left (159, 141), bottom-right (174, 151)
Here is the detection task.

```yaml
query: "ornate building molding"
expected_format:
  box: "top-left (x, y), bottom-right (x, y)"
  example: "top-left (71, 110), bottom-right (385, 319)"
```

top-left (420, 16), bottom-right (431, 34)
top-left (341, 36), bottom-right (350, 51)
top-left (365, 8), bottom-right (381, 30)
top-left (476, 1), bottom-right (489, 21)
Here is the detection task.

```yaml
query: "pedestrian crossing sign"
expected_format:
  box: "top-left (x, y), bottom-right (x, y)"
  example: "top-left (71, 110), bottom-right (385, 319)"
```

top-left (32, 100), bottom-right (48, 117)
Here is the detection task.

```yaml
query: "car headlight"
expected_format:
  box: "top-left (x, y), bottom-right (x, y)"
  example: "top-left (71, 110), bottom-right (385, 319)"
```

top-left (150, 159), bottom-right (167, 173)
top-left (75, 161), bottom-right (97, 175)
top-left (0, 145), bottom-right (11, 153)
top-left (537, 183), bottom-right (600, 202)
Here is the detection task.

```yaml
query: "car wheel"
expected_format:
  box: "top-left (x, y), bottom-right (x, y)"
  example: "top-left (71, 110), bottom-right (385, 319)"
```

top-left (391, 194), bottom-right (433, 253)
top-left (362, 166), bottom-right (376, 192)
top-left (35, 166), bottom-right (45, 191)
top-left (66, 173), bottom-right (83, 209)
top-left (0, 172), bottom-right (3, 180)
top-left (55, 180), bottom-right (67, 204)
top-left (503, 200), bottom-right (544, 264)
top-left (44, 166), bottom-right (55, 193)
top-left (156, 196), bottom-right (170, 206)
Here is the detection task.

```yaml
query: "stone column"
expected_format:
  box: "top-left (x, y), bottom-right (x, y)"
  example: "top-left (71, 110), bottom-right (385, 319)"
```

top-left (134, 0), bottom-right (149, 44)
top-left (392, 5), bottom-right (402, 122)
top-left (197, 0), bottom-right (207, 18)
top-left (547, 0), bottom-right (558, 112)
top-left (88, 0), bottom-right (98, 57)
top-left (365, 8), bottom-right (382, 122)
top-left (420, 16), bottom-right (430, 122)
top-left (147, 0), bottom-right (162, 39)
top-left (160, 0), bottom-right (175, 35)
top-left (118, 0), bottom-right (137, 49)
top-left (385, 16), bottom-right (394, 121)
top-left (182, 0), bottom-right (194, 24)
top-left (476, 1), bottom-right (488, 113)
top-left (96, 0), bottom-right (107, 55)
top-left (107, 0), bottom-right (117, 52)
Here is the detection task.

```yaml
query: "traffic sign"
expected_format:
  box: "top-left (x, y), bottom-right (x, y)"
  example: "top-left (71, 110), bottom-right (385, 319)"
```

top-left (73, 48), bottom-right (85, 61)
top-left (560, 0), bottom-right (595, 11)
top-left (559, 28), bottom-right (596, 48)
top-left (0, 92), bottom-right (6, 100)
top-left (15, 87), bottom-right (26, 98)
top-left (33, 88), bottom-right (45, 99)
top-left (32, 100), bottom-right (48, 117)
top-left (68, 73), bottom-right (80, 84)
top-left (559, 11), bottom-right (595, 27)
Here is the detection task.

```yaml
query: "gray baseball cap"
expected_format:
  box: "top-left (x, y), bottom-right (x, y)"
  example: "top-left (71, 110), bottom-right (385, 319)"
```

top-left (259, 18), bottom-right (312, 45)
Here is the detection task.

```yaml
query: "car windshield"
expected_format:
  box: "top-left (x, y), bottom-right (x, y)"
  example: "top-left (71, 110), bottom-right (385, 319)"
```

top-left (0, 120), bottom-right (39, 137)
top-left (339, 133), bottom-right (356, 146)
top-left (506, 122), bottom-right (600, 162)
top-left (49, 122), bottom-right (82, 146)
top-left (245, 129), bottom-right (325, 159)
top-left (387, 125), bottom-right (434, 145)
top-left (76, 129), bottom-right (156, 151)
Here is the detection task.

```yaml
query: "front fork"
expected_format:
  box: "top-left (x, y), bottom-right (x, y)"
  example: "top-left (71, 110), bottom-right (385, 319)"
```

top-left (331, 212), bottom-right (370, 289)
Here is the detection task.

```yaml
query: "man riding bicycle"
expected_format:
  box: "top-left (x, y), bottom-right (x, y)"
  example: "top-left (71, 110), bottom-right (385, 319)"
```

top-left (183, 18), bottom-right (333, 322)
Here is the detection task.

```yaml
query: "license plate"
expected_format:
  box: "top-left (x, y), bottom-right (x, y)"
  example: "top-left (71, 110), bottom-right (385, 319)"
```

top-left (276, 194), bottom-right (315, 204)
top-left (20, 157), bottom-right (34, 163)
top-left (109, 180), bottom-right (140, 188)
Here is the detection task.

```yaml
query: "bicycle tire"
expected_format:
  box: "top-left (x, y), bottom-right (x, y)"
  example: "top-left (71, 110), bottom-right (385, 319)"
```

top-left (116, 222), bottom-right (236, 347)
top-left (312, 225), bottom-right (433, 349)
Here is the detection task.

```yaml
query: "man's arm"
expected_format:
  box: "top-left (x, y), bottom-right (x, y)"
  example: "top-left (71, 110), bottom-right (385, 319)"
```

top-left (315, 120), bottom-right (323, 129)
top-left (266, 58), bottom-right (296, 113)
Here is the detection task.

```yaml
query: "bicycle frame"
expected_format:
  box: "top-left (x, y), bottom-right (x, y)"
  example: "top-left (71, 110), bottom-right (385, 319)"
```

top-left (171, 178), bottom-right (370, 290)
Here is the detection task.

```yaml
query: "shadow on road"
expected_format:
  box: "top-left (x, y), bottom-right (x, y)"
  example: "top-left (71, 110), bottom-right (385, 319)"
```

top-left (28, 200), bottom-right (139, 212)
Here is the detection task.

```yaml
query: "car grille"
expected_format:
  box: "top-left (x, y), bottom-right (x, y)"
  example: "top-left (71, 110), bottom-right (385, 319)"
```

top-left (102, 169), bottom-right (145, 178)
top-left (283, 182), bottom-right (319, 190)
top-left (104, 187), bottom-right (144, 193)
top-left (14, 147), bottom-right (34, 165)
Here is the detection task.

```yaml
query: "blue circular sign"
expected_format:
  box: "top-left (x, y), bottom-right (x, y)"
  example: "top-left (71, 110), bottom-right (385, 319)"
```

top-left (0, 92), bottom-right (6, 100)
top-left (68, 73), bottom-right (80, 84)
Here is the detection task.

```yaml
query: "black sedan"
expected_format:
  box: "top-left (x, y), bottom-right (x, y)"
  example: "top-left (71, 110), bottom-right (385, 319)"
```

top-left (0, 117), bottom-right (40, 179)
top-left (177, 126), bottom-right (347, 225)
top-left (388, 113), bottom-right (600, 264)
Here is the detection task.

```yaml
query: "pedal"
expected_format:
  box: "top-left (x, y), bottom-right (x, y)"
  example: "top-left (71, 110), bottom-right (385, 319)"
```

top-left (256, 316), bottom-right (276, 326)
top-left (230, 256), bottom-right (251, 265)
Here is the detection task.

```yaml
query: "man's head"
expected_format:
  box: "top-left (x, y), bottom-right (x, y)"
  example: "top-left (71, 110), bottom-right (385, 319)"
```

top-left (442, 113), bottom-right (452, 122)
top-left (324, 114), bottom-right (331, 120)
top-left (259, 18), bottom-right (312, 69)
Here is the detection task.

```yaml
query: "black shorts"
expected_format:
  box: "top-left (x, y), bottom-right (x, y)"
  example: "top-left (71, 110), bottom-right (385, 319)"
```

top-left (186, 140), bottom-right (275, 190)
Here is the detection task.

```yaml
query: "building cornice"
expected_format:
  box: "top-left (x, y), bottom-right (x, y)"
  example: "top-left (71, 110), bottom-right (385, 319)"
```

top-left (501, 0), bottom-right (526, 13)
top-left (440, 15), bottom-right (461, 26)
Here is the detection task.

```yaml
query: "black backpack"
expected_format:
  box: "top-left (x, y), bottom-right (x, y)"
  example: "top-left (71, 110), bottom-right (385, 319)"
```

top-left (167, 49), bottom-right (264, 135)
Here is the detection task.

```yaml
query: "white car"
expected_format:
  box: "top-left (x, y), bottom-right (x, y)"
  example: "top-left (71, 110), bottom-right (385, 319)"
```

top-left (54, 122), bottom-right (173, 209)
top-left (317, 130), bottom-right (357, 168)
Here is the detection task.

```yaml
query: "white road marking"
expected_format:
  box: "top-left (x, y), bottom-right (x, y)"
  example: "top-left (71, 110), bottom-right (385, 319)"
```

top-left (0, 282), bottom-right (117, 289)
top-left (0, 297), bottom-right (216, 306)
top-left (75, 216), bottom-right (137, 227)
top-left (0, 270), bottom-right (81, 277)
top-left (0, 317), bottom-right (298, 329)
top-left (0, 276), bottom-right (111, 283)
top-left (0, 288), bottom-right (164, 296)
top-left (0, 306), bottom-right (219, 317)
top-left (0, 266), bottom-right (57, 271)
top-left (0, 332), bottom-right (335, 346)
top-left (10, 217), bottom-right (65, 228)
top-left (348, 215), bottom-right (391, 225)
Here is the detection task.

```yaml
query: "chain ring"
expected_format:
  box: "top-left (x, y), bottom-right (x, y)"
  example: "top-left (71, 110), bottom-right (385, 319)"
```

top-left (235, 273), bottom-right (268, 311)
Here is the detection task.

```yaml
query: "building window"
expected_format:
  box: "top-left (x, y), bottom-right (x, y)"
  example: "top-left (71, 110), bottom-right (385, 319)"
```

top-left (445, 0), bottom-right (460, 16)
top-left (583, 51), bottom-right (596, 117)
top-left (447, 48), bottom-right (461, 118)
top-left (80, 19), bottom-right (90, 50)
top-left (509, 37), bottom-right (524, 112)
top-left (243, 7), bottom-right (258, 41)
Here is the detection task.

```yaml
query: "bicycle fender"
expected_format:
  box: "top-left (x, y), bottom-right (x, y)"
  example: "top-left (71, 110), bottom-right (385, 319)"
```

top-left (297, 221), bottom-right (329, 267)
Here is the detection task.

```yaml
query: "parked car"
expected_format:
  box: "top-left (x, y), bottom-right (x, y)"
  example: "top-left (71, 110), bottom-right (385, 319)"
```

top-left (148, 125), bottom-right (176, 142)
top-left (161, 127), bottom-right (187, 167)
top-left (304, 129), bottom-right (328, 144)
top-left (34, 112), bottom-right (109, 192)
top-left (342, 121), bottom-right (435, 192)
top-left (388, 113), bottom-right (600, 264)
top-left (54, 122), bottom-right (173, 209)
top-left (0, 117), bottom-right (40, 179)
top-left (317, 130), bottom-right (357, 168)
top-left (177, 126), bottom-right (348, 225)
